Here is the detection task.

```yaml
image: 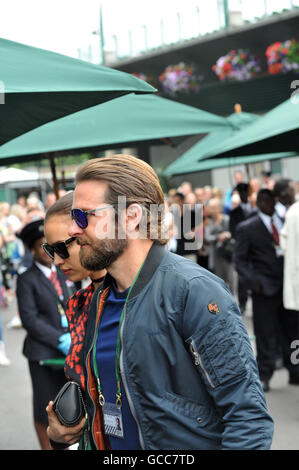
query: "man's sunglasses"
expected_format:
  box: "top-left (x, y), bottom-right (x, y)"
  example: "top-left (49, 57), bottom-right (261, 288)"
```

top-left (70, 205), bottom-right (113, 229)
top-left (41, 237), bottom-right (77, 260)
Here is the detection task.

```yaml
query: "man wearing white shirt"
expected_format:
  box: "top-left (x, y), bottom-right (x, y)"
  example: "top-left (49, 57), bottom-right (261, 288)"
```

top-left (274, 178), bottom-right (295, 223)
top-left (280, 200), bottom-right (299, 312)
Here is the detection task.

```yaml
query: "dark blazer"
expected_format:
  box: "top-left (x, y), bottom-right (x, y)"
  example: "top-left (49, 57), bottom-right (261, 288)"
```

top-left (233, 215), bottom-right (283, 297)
top-left (16, 263), bottom-right (77, 361)
top-left (229, 206), bottom-right (257, 239)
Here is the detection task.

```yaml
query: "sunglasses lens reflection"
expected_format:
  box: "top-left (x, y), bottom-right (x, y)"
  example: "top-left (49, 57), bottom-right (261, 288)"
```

top-left (42, 244), bottom-right (54, 259)
top-left (71, 209), bottom-right (87, 229)
top-left (42, 243), bottom-right (70, 260)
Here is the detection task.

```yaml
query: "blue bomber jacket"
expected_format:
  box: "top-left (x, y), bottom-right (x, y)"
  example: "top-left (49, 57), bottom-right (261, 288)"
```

top-left (82, 242), bottom-right (274, 450)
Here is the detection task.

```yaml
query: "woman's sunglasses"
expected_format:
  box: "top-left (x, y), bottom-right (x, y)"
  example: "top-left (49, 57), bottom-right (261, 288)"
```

top-left (41, 237), bottom-right (77, 260)
top-left (70, 205), bottom-right (113, 229)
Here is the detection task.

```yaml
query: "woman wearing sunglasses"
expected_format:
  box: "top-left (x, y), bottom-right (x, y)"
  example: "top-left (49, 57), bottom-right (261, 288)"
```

top-left (43, 191), bottom-right (106, 388)
top-left (42, 191), bottom-right (106, 449)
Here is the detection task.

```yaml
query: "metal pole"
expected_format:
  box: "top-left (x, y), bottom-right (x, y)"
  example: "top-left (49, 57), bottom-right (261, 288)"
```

top-left (47, 154), bottom-right (60, 200)
top-left (245, 163), bottom-right (250, 181)
top-left (143, 25), bottom-right (148, 51)
top-left (177, 12), bottom-right (181, 41)
top-left (223, 0), bottom-right (229, 28)
top-left (129, 30), bottom-right (133, 56)
top-left (99, 3), bottom-right (105, 65)
top-left (113, 34), bottom-right (118, 58)
top-left (264, 0), bottom-right (267, 16)
top-left (196, 5), bottom-right (201, 36)
top-left (160, 19), bottom-right (164, 46)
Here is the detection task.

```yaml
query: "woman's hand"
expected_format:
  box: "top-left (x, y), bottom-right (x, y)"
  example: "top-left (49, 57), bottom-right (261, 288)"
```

top-left (218, 231), bottom-right (231, 242)
top-left (46, 401), bottom-right (85, 446)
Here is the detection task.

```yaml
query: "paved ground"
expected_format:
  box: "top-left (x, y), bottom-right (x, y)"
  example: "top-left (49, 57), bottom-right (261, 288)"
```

top-left (0, 296), bottom-right (298, 450)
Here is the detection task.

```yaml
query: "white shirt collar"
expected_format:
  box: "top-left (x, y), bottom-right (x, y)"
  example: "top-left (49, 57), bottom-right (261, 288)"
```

top-left (258, 210), bottom-right (283, 233)
top-left (275, 201), bottom-right (287, 219)
top-left (34, 260), bottom-right (54, 278)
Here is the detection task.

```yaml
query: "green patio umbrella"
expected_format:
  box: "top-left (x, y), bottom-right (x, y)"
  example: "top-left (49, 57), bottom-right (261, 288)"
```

top-left (0, 93), bottom-right (228, 164)
top-left (194, 97), bottom-right (299, 160)
top-left (164, 152), bottom-right (298, 176)
top-left (0, 37), bottom-right (155, 146)
top-left (163, 111), bottom-right (259, 177)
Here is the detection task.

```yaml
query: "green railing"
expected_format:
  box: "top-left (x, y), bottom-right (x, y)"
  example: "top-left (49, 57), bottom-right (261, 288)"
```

top-left (99, 0), bottom-right (299, 63)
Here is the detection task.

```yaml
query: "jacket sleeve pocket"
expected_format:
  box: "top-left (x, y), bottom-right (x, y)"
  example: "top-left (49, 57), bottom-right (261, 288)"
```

top-left (188, 318), bottom-right (249, 389)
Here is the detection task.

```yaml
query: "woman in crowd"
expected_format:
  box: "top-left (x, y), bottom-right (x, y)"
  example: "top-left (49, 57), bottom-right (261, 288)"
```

top-left (43, 191), bottom-right (106, 449)
top-left (205, 197), bottom-right (234, 291)
top-left (16, 217), bottom-right (77, 450)
top-left (43, 191), bottom-right (106, 390)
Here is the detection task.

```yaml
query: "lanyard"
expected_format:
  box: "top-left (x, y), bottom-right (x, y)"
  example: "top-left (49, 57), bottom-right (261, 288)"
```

top-left (92, 261), bottom-right (145, 410)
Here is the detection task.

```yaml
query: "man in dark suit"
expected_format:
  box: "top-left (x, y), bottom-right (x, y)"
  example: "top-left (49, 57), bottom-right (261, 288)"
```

top-left (16, 219), bottom-right (77, 449)
top-left (233, 189), bottom-right (299, 391)
top-left (229, 183), bottom-right (256, 313)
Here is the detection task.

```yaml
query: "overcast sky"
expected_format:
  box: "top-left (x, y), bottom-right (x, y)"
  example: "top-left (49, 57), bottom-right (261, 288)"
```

top-left (0, 0), bottom-right (296, 62)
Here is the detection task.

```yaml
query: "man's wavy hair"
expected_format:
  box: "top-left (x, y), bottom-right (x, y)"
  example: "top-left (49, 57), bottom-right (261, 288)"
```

top-left (75, 154), bottom-right (168, 245)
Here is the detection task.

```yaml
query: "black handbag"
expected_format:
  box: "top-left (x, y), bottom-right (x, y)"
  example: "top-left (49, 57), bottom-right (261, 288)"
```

top-left (52, 381), bottom-right (86, 427)
top-left (216, 237), bottom-right (235, 262)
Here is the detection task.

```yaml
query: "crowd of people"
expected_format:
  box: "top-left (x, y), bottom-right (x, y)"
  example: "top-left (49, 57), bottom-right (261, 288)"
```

top-left (166, 170), bottom-right (299, 392)
top-left (0, 190), bottom-right (67, 364)
top-left (0, 158), bottom-right (298, 450)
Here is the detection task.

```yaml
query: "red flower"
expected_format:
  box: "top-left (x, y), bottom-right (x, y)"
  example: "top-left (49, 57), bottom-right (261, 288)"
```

top-left (223, 63), bottom-right (231, 72)
top-left (273, 41), bottom-right (282, 51)
top-left (269, 63), bottom-right (283, 74)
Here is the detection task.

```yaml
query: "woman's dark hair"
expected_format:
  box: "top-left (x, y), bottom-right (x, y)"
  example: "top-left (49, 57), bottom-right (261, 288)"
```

top-left (45, 191), bottom-right (73, 221)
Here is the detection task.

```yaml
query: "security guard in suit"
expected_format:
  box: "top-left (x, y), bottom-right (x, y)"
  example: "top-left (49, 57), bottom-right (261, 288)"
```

top-left (17, 219), bottom-right (77, 450)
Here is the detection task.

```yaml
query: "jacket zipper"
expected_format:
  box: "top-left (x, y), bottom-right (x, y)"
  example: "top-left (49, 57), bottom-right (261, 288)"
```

top-left (119, 303), bottom-right (145, 450)
top-left (85, 289), bottom-right (103, 450)
top-left (190, 340), bottom-right (215, 389)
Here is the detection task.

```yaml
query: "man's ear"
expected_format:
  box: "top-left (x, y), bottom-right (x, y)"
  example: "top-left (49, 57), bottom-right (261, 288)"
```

top-left (126, 204), bottom-right (144, 239)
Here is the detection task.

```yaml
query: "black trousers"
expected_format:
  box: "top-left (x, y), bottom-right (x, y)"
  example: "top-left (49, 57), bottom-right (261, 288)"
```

top-left (252, 290), bottom-right (299, 381)
top-left (28, 360), bottom-right (67, 424)
top-left (238, 277), bottom-right (248, 309)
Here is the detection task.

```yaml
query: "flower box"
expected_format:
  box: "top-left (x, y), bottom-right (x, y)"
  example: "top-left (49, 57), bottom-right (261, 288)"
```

top-left (158, 62), bottom-right (202, 97)
top-left (212, 49), bottom-right (262, 82)
top-left (266, 39), bottom-right (299, 74)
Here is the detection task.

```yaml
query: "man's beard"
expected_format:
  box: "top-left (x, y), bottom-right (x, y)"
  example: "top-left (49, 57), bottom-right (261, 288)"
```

top-left (78, 237), bottom-right (128, 271)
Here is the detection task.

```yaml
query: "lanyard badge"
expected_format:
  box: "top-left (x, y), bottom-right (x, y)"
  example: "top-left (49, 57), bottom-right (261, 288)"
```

top-left (102, 402), bottom-right (124, 438)
top-left (92, 261), bottom-right (145, 437)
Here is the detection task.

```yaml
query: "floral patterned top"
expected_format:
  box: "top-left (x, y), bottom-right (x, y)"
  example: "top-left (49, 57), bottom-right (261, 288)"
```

top-left (64, 283), bottom-right (95, 390)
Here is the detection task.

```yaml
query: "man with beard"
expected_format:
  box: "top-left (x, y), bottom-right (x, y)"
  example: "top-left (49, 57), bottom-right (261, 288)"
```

top-left (47, 154), bottom-right (273, 451)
